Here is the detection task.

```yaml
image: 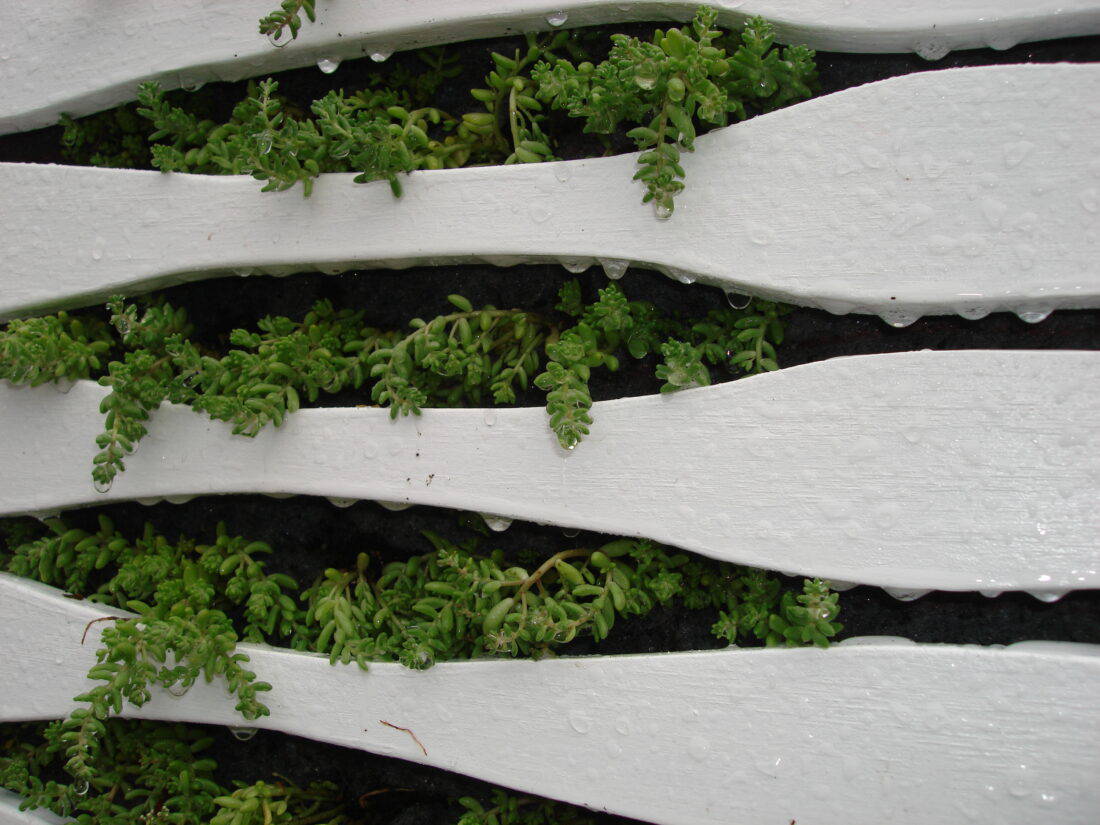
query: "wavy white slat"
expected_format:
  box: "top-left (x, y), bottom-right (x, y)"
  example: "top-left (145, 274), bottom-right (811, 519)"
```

top-left (0, 792), bottom-right (62, 825)
top-left (2, 1), bottom-right (1100, 135)
top-left (3, 64), bottom-right (1098, 324)
top-left (1, 575), bottom-right (1098, 825)
top-left (3, 350), bottom-right (1098, 594)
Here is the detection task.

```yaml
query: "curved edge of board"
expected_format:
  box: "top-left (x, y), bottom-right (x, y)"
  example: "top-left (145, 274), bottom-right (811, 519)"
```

top-left (3, 63), bottom-right (1100, 324)
top-left (2, 349), bottom-right (1098, 595)
top-left (1, 574), bottom-right (1099, 825)
top-left (2, 0), bottom-right (1100, 134)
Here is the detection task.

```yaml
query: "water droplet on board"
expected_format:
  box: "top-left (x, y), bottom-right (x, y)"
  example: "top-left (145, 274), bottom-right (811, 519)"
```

top-left (483, 410), bottom-right (497, 427)
top-left (725, 290), bottom-right (751, 310)
top-left (546, 11), bottom-right (569, 27)
top-left (979, 589), bottom-right (1003, 598)
top-left (667, 268), bottom-right (695, 285)
top-left (230, 726), bottom-right (258, 741)
top-left (688, 736), bottom-right (709, 761)
top-left (481, 514), bottom-right (513, 532)
top-left (1016, 307), bottom-right (1052, 324)
top-left (599, 258), bottom-right (629, 280)
top-left (568, 709), bottom-right (591, 733)
top-left (179, 76), bottom-right (204, 92)
top-left (166, 681), bottom-right (191, 697)
top-left (1026, 590), bottom-right (1067, 603)
top-left (370, 48), bottom-right (393, 63)
top-left (530, 203), bottom-right (552, 223)
top-left (605, 740), bottom-right (623, 757)
top-left (317, 56), bottom-right (341, 74)
top-left (93, 476), bottom-right (113, 494)
top-left (233, 267), bottom-right (254, 278)
top-left (561, 257), bottom-right (593, 274)
top-left (327, 497), bottom-right (357, 508)
top-left (553, 164), bottom-right (572, 183)
top-left (1008, 764), bottom-right (1030, 797)
top-left (882, 587), bottom-right (930, 602)
top-left (378, 500), bottom-right (412, 512)
top-left (654, 202), bottom-right (673, 220)
top-left (913, 38), bottom-right (950, 61)
top-left (1003, 141), bottom-right (1034, 168)
top-left (957, 304), bottom-right (990, 321)
top-left (91, 237), bottom-right (105, 261)
top-left (1080, 188), bottom-right (1099, 213)
top-left (878, 309), bottom-right (919, 328)
top-left (985, 33), bottom-right (1018, 51)
top-left (615, 717), bottom-right (631, 735)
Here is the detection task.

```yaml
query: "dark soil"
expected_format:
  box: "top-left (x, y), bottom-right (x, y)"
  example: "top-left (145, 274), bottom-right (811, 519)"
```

top-left (2, 22), bottom-right (1098, 825)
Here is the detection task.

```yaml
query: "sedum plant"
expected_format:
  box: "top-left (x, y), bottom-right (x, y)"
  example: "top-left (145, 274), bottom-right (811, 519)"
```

top-left (1, 515), bottom-right (840, 787)
top-left (533, 9), bottom-right (818, 216)
top-left (1, 285), bottom-right (788, 485)
top-left (0, 717), bottom-right (596, 825)
top-left (93, 8), bottom-right (816, 213)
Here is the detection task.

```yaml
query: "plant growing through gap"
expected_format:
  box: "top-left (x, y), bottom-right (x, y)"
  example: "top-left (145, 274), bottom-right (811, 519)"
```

top-left (0, 514), bottom-right (840, 789)
top-left (117, 9), bottom-right (815, 213)
top-left (0, 283), bottom-right (788, 484)
top-left (0, 717), bottom-right (599, 825)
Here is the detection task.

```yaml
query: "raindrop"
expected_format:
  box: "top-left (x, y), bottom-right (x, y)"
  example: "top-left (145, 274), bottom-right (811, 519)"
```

top-left (553, 164), bottom-right (572, 183)
top-left (827, 579), bottom-right (859, 592)
top-left (378, 500), bottom-right (413, 512)
top-left (688, 736), bottom-right (709, 761)
top-left (546, 11), bottom-right (569, 27)
top-left (52, 379), bottom-right (76, 395)
top-left (568, 709), bottom-right (591, 733)
top-left (369, 48), bottom-right (394, 63)
top-left (879, 309), bottom-right (919, 328)
top-left (1016, 307), bottom-right (1052, 324)
top-left (561, 257), bottom-right (592, 274)
top-left (882, 587), bottom-right (930, 601)
top-left (93, 476), bottom-right (113, 495)
top-left (913, 38), bottom-right (950, 61)
top-left (654, 202), bottom-right (673, 220)
top-left (985, 33), bottom-right (1018, 51)
top-left (957, 305), bottom-right (990, 320)
top-left (317, 56), bottom-right (341, 74)
top-left (331, 144), bottom-right (351, 159)
top-left (230, 726), bottom-right (258, 741)
top-left (327, 497), bottom-right (357, 508)
top-left (166, 681), bottom-right (191, 698)
top-left (179, 77), bottom-right (204, 92)
top-left (255, 131), bottom-right (274, 155)
top-left (562, 527), bottom-right (580, 538)
top-left (979, 589), bottom-right (1003, 598)
top-left (634, 62), bottom-right (659, 90)
top-left (725, 290), bottom-right (751, 310)
top-left (483, 410), bottom-right (497, 426)
top-left (481, 513), bottom-right (513, 532)
top-left (599, 258), bottom-right (629, 280)
top-left (267, 30), bottom-right (289, 48)
top-left (91, 237), bottom-right (105, 261)
top-left (233, 267), bottom-right (253, 278)
top-left (73, 779), bottom-right (89, 796)
top-left (1026, 590), bottom-right (1067, 603)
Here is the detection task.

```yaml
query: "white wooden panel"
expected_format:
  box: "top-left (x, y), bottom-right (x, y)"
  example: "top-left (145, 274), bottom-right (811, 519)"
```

top-left (2, 350), bottom-right (1097, 594)
top-left (2, 1), bottom-right (1099, 134)
top-left (2, 64), bottom-right (1097, 324)
top-left (1, 575), bottom-right (1097, 825)
top-left (0, 792), bottom-right (62, 825)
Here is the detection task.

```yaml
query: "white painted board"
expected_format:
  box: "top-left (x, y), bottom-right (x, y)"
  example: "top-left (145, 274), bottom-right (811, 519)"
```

top-left (2, 1), bottom-right (1099, 134)
top-left (0, 574), bottom-right (1098, 825)
top-left (2, 350), bottom-right (1097, 594)
top-left (2, 64), bottom-right (1097, 324)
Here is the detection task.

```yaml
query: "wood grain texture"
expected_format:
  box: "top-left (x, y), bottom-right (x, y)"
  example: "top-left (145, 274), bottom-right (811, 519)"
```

top-left (2, 0), bottom-right (1099, 134)
top-left (2, 64), bottom-right (1097, 323)
top-left (2, 350), bottom-right (1097, 593)
top-left (1, 574), bottom-right (1098, 825)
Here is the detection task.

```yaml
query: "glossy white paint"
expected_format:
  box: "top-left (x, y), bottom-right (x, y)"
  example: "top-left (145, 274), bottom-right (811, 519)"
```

top-left (1, 574), bottom-right (1098, 825)
top-left (2, 350), bottom-right (1097, 593)
top-left (0, 792), bottom-right (62, 825)
top-left (2, 0), bottom-right (1099, 134)
top-left (3, 64), bottom-right (1098, 323)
